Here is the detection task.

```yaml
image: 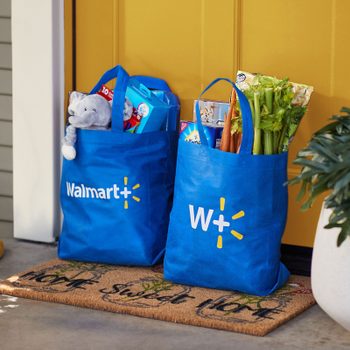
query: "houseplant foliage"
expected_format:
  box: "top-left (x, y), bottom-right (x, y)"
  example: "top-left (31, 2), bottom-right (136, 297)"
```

top-left (290, 107), bottom-right (350, 246)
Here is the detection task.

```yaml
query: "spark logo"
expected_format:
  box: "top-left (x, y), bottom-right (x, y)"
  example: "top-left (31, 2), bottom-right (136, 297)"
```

top-left (189, 197), bottom-right (245, 249)
top-left (66, 176), bottom-right (140, 210)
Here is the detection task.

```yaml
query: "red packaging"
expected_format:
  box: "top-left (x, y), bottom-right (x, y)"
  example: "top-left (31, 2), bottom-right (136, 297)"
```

top-left (97, 84), bottom-right (114, 101)
top-left (97, 84), bottom-right (142, 133)
top-left (123, 108), bottom-right (142, 132)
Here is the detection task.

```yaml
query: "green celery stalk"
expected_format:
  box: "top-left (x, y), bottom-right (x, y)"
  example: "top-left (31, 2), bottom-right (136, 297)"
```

top-left (278, 119), bottom-right (289, 153)
top-left (253, 92), bottom-right (262, 155)
top-left (249, 100), bottom-right (255, 125)
top-left (273, 131), bottom-right (279, 153)
top-left (264, 88), bottom-right (274, 154)
top-left (264, 131), bottom-right (273, 154)
top-left (236, 73), bottom-right (312, 155)
top-left (265, 88), bottom-right (273, 113)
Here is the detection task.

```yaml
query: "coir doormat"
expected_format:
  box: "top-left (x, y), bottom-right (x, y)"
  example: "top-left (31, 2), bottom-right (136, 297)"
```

top-left (0, 259), bottom-right (315, 336)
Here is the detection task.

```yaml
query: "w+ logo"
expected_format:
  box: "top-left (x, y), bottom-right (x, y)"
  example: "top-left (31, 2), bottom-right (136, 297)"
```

top-left (188, 197), bottom-right (245, 249)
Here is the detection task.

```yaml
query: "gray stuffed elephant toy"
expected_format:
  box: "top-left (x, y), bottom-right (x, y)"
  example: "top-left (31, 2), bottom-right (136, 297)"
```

top-left (62, 91), bottom-right (134, 160)
top-left (62, 92), bottom-right (112, 160)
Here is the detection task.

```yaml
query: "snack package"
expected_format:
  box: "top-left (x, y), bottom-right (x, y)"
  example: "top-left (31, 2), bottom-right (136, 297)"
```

top-left (179, 121), bottom-right (223, 149)
top-left (97, 84), bottom-right (114, 102)
top-left (236, 71), bottom-right (313, 107)
top-left (193, 100), bottom-right (229, 127)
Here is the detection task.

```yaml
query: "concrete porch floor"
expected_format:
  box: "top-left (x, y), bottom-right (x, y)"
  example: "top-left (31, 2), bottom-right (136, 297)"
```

top-left (0, 238), bottom-right (350, 350)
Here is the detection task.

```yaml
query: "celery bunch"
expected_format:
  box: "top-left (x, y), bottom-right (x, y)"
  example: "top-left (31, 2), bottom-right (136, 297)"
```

top-left (235, 72), bottom-right (312, 154)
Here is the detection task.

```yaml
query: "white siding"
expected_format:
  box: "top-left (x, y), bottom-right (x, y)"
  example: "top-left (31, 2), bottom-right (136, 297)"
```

top-left (0, 1), bottom-right (10, 17)
top-left (0, 196), bottom-right (13, 221)
top-left (0, 43), bottom-right (11, 68)
top-left (0, 0), bottom-right (12, 238)
top-left (0, 95), bottom-right (12, 120)
top-left (0, 70), bottom-right (12, 94)
top-left (0, 221), bottom-right (13, 236)
top-left (0, 120), bottom-right (12, 146)
top-left (0, 171), bottom-right (12, 196)
top-left (0, 18), bottom-right (11, 42)
top-left (0, 148), bottom-right (12, 172)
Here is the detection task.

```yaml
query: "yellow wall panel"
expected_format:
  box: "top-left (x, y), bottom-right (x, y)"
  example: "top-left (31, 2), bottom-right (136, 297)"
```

top-left (76, 0), bottom-right (237, 118)
top-left (72, 0), bottom-right (350, 247)
top-left (118, 0), bottom-right (202, 118)
top-left (200, 0), bottom-right (236, 97)
top-left (333, 0), bottom-right (350, 101)
top-left (76, 0), bottom-right (115, 92)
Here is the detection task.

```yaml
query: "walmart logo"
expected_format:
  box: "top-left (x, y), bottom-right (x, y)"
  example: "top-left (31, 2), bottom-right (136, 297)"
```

top-left (189, 197), bottom-right (245, 249)
top-left (66, 176), bottom-right (140, 209)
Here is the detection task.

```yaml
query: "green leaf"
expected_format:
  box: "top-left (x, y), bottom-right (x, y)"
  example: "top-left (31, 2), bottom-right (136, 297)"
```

top-left (308, 142), bottom-right (339, 163)
top-left (315, 122), bottom-right (338, 135)
top-left (337, 229), bottom-right (348, 247)
top-left (324, 223), bottom-right (343, 229)
top-left (293, 158), bottom-right (328, 172)
top-left (301, 196), bottom-right (315, 211)
top-left (333, 172), bottom-right (350, 194)
top-left (296, 181), bottom-right (307, 201)
top-left (340, 106), bottom-right (350, 114)
top-left (291, 107), bottom-right (350, 241)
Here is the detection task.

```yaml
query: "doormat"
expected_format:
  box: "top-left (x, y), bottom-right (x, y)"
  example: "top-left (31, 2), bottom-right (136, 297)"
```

top-left (0, 259), bottom-right (315, 336)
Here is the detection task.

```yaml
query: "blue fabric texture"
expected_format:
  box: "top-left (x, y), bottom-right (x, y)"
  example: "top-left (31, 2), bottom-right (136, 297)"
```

top-left (58, 65), bottom-right (178, 266)
top-left (164, 78), bottom-right (290, 296)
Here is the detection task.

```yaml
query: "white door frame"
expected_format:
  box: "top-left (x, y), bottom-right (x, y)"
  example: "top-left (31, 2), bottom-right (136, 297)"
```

top-left (12, 0), bottom-right (65, 242)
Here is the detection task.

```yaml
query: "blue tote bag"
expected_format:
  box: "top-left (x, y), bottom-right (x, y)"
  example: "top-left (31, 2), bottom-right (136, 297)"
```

top-left (164, 78), bottom-right (290, 296)
top-left (59, 65), bottom-right (178, 266)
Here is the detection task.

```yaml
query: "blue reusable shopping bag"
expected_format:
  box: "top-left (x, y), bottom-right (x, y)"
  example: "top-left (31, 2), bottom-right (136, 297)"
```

top-left (164, 78), bottom-right (290, 296)
top-left (58, 65), bottom-right (178, 266)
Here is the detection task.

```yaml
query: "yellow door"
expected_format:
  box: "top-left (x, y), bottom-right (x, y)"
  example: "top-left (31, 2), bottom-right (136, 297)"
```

top-left (67, 0), bottom-right (350, 247)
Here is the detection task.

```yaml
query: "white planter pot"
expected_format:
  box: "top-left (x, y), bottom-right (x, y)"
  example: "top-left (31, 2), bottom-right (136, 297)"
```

top-left (312, 202), bottom-right (350, 331)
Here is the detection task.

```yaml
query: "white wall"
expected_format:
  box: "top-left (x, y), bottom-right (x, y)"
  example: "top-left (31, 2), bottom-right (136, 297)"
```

top-left (12, 0), bottom-right (64, 242)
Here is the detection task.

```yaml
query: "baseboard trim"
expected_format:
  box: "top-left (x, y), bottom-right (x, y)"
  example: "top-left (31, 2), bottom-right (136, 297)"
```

top-left (281, 244), bottom-right (313, 277)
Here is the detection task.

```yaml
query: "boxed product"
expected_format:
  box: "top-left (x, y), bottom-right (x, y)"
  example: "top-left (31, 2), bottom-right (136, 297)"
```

top-left (128, 78), bottom-right (170, 134)
top-left (193, 100), bottom-right (230, 127)
top-left (98, 79), bottom-right (170, 133)
top-left (179, 121), bottom-right (223, 149)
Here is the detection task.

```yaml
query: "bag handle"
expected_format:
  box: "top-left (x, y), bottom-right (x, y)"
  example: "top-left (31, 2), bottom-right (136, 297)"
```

top-left (131, 75), bottom-right (171, 92)
top-left (89, 65), bottom-right (129, 132)
top-left (195, 78), bottom-right (253, 154)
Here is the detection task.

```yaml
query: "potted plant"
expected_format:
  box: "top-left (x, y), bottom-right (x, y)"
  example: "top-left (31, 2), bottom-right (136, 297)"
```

top-left (290, 107), bottom-right (350, 331)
